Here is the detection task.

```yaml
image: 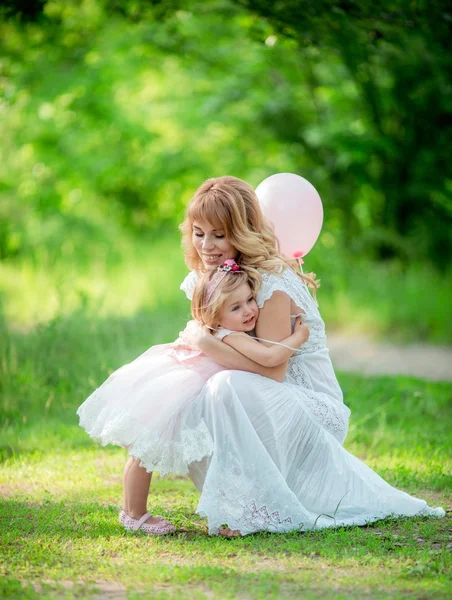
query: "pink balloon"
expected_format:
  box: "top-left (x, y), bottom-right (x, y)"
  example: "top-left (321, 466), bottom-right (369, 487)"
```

top-left (255, 173), bottom-right (323, 258)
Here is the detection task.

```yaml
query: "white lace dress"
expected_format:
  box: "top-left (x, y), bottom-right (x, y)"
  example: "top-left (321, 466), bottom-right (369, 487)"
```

top-left (179, 268), bottom-right (445, 535)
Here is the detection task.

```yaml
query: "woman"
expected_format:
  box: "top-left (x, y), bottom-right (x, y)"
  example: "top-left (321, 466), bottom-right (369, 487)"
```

top-left (122, 176), bottom-right (444, 537)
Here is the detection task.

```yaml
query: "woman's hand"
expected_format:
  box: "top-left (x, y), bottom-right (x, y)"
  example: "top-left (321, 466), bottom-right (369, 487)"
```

top-left (292, 315), bottom-right (310, 347)
top-left (179, 320), bottom-right (211, 351)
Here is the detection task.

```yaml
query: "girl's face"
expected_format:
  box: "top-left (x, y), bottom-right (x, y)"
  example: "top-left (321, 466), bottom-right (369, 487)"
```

top-left (192, 219), bottom-right (238, 270)
top-left (217, 283), bottom-right (258, 332)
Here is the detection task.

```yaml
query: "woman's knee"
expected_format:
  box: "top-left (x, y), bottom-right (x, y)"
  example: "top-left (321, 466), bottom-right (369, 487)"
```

top-left (205, 370), bottom-right (253, 403)
top-left (208, 369), bottom-right (250, 389)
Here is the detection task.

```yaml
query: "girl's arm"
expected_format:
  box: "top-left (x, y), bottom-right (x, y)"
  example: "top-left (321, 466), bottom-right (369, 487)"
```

top-left (222, 317), bottom-right (307, 367)
top-left (180, 321), bottom-right (288, 382)
top-left (181, 291), bottom-right (305, 382)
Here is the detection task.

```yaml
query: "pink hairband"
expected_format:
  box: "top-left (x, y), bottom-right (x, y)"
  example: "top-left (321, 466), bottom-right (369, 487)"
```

top-left (204, 259), bottom-right (243, 304)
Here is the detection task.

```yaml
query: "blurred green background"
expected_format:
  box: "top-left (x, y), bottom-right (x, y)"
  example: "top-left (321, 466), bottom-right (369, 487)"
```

top-left (1, 6), bottom-right (451, 596)
top-left (1, 0), bottom-right (451, 341)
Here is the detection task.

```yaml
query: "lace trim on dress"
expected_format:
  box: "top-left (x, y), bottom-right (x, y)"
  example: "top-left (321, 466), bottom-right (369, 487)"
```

top-left (302, 387), bottom-right (350, 444)
top-left (130, 420), bottom-right (214, 477)
top-left (285, 357), bottom-right (312, 389)
top-left (77, 397), bottom-right (214, 476)
top-left (197, 457), bottom-right (308, 536)
top-left (282, 354), bottom-right (350, 444)
top-left (197, 455), bottom-right (443, 536)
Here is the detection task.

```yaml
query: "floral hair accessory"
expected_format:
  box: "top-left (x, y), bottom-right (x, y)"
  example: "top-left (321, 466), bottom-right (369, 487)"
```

top-left (204, 259), bottom-right (243, 304)
top-left (217, 259), bottom-right (243, 272)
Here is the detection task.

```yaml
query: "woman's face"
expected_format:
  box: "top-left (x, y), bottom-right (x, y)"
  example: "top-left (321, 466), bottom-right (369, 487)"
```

top-left (217, 283), bottom-right (258, 332)
top-left (192, 219), bottom-right (238, 270)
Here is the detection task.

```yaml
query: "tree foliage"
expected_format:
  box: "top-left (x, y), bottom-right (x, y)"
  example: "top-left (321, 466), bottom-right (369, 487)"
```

top-left (239, 0), bottom-right (452, 264)
top-left (1, 0), bottom-right (451, 266)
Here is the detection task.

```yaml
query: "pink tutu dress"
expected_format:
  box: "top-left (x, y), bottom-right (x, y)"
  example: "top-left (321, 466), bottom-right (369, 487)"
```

top-left (77, 332), bottom-right (229, 475)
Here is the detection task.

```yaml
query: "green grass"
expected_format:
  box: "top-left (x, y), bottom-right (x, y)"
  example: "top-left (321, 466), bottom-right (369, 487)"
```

top-left (0, 432), bottom-right (451, 600)
top-left (1, 282), bottom-right (451, 598)
top-left (1, 233), bottom-right (451, 598)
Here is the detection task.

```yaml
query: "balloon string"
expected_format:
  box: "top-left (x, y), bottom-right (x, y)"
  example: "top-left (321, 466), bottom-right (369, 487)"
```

top-left (296, 257), bottom-right (304, 274)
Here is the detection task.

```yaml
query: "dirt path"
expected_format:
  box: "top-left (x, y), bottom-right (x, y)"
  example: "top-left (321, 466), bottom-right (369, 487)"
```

top-left (327, 334), bottom-right (452, 382)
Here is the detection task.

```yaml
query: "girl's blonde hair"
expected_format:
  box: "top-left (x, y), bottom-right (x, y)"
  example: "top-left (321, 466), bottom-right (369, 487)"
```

top-left (191, 267), bottom-right (258, 329)
top-left (180, 175), bottom-right (319, 297)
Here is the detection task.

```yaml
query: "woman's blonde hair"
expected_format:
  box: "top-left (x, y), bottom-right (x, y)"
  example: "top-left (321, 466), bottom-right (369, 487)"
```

top-left (191, 267), bottom-right (258, 329)
top-left (180, 175), bottom-right (319, 297)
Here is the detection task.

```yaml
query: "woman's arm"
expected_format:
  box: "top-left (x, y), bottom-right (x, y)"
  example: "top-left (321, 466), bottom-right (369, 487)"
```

top-left (254, 290), bottom-right (298, 380)
top-left (222, 317), bottom-right (308, 367)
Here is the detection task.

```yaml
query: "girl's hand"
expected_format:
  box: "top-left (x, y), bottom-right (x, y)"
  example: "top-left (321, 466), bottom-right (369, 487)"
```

top-left (293, 316), bottom-right (310, 346)
top-left (179, 320), bottom-right (211, 350)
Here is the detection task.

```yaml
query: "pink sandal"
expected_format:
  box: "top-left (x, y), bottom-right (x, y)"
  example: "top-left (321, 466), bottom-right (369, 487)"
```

top-left (119, 509), bottom-right (176, 535)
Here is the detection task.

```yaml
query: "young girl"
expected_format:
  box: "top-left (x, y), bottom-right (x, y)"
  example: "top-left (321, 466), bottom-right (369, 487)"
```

top-left (77, 259), bottom-right (308, 534)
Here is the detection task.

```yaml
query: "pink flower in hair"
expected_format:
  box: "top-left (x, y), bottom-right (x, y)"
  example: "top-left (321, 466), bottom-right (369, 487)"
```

top-left (218, 259), bottom-right (242, 272)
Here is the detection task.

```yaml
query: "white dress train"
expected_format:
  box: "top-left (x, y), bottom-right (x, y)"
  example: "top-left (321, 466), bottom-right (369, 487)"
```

top-left (179, 268), bottom-right (445, 535)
